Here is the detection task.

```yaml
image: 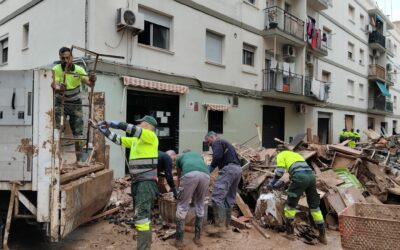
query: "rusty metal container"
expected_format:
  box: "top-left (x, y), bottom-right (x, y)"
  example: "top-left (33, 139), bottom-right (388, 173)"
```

top-left (159, 193), bottom-right (209, 226)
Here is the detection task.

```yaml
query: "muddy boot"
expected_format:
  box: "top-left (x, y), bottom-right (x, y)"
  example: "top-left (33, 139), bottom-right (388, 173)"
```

top-left (284, 218), bottom-right (295, 241)
top-left (137, 230), bottom-right (152, 250)
top-left (206, 205), bottom-right (226, 235)
top-left (225, 208), bottom-right (232, 230)
top-left (193, 216), bottom-right (203, 246)
top-left (317, 223), bottom-right (328, 245)
top-left (174, 219), bottom-right (185, 250)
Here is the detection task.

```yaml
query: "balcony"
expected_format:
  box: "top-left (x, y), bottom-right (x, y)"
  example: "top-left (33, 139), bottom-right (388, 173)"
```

top-left (306, 27), bottom-right (328, 57)
top-left (263, 68), bottom-right (303, 95)
top-left (263, 6), bottom-right (306, 47)
top-left (368, 64), bottom-right (394, 86)
top-left (307, 0), bottom-right (330, 11)
top-left (368, 96), bottom-right (393, 113)
top-left (305, 77), bottom-right (330, 101)
top-left (369, 30), bottom-right (386, 52)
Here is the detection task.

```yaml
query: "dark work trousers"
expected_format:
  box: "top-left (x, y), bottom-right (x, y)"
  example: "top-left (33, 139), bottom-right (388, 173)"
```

top-left (211, 163), bottom-right (242, 208)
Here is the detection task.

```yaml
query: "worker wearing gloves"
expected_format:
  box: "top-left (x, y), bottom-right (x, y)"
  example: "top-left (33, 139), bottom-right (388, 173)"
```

top-left (348, 129), bottom-right (357, 148)
top-left (52, 47), bottom-right (96, 164)
top-left (96, 115), bottom-right (158, 250)
top-left (174, 150), bottom-right (210, 249)
top-left (157, 150), bottom-right (178, 198)
top-left (354, 129), bottom-right (361, 142)
top-left (339, 128), bottom-right (347, 143)
top-left (204, 131), bottom-right (242, 235)
top-left (269, 144), bottom-right (327, 245)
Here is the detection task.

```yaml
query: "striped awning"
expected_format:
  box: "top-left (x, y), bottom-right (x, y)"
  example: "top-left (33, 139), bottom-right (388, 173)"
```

top-left (122, 76), bottom-right (189, 94)
top-left (204, 103), bottom-right (231, 111)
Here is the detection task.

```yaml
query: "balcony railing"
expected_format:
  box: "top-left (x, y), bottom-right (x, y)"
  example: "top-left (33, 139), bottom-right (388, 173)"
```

top-left (265, 6), bottom-right (305, 40)
top-left (368, 96), bottom-right (393, 112)
top-left (263, 68), bottom-right (303, 95)
top-left (369, 30), bottom-right (386, 48)
top-left (368, 64), bottom-right (385, 79)
top-left (305, 77), bottom-right (330, 101)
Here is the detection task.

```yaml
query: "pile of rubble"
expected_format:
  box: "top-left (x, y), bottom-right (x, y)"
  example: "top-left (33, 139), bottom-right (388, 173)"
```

top-left (233, 131), bottom-right (400, 244)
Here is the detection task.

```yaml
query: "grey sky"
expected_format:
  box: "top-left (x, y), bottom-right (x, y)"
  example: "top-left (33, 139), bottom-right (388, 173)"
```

top-left (376, 0), bottom-right (400, 21)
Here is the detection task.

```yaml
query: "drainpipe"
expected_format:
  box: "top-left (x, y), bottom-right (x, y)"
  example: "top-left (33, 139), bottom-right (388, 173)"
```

top-left (85, 0), bottom-right (89, 51)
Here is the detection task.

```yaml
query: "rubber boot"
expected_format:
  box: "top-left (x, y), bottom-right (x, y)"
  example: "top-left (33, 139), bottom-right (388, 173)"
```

top-left (137, 230), bottom-right (152, 250)
top-left (206, 205), bottom-right (226, 235)
top-left (174, 219), bottom-right (185, 250)
top-left (317, 223), bottom-right (328, 245)
top-left (193, 217), bottom-right (203, 246)
top-left (225, 208), bottom-right (232, 230)
top-left (284, 218), bottom-right (295, 241)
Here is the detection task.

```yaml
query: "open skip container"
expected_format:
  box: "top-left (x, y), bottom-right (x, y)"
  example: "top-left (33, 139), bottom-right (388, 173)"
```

top-left (339, 203), bottom-right (400, 250)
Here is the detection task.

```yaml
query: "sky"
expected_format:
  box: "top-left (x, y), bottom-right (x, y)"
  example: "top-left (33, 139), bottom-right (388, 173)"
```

top-left (376, 0), bottom-right (400, 22)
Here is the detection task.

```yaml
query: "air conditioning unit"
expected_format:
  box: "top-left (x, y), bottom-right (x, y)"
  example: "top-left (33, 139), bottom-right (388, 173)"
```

top-left (295, 103), bottom-right (306, 114)
top-left (116, 8), bottom-right (144, 33)
top-left (283, 45), bottom-right (296, 62)
top-left (365, 24), bottom-right (373, 33)
top-left (306, 53), bottom-right (315, 65)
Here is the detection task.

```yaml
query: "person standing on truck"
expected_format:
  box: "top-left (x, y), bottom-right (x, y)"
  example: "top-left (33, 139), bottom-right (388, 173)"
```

top-left (51, 46), bottom-right (96, 164)
top-left (204, 131), bottom-right (242, 235)
top-left (174, 150), bottom-right (210, 249)
top-left (96, 115), bottom-right (158, 250)
top-left (157, 150), bottom-right (177, 198)
top-left (269, 144), bottom-right (327, 245)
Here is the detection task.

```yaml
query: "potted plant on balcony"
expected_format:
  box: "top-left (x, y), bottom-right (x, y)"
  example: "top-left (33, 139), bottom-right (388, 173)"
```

top-left (268, 9), bottom-right (278, 29)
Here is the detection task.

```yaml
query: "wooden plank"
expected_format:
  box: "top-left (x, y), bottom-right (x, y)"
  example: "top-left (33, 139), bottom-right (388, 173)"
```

top-left (231, 216), bottom-right (247, 229)
top-left (339, 139), bottom-right (351, 146)
top-left (246, 173), bottom-right (271, 191)
top-left (298, 150), bottom-right (317, 160)
top-left (288, 133), bottom-right (306, 150)
top-left (328, 144), bottom-right (363, 156)
top-left (60, 169), bottom-right (113, 238)
top-left (331, 152), bottom-right (358, 170)
top-left (307, 128), bottom-right (312, 143)
top-left (235, 193), bottom-right (253, 218)
top-left (60, 164), bottom-right (105, 184)
top-left (3, 183), bottom-right (17, 249)
top-left (252, 221), bottom-right (270, 239)
top-left (318, 170), bottom-right (344, 188)
top-left (17, 191), bottom-right (37, 216)
top-left (85, 207), bottom-right (119, 223)
top-left (310, 161), bottom-right (322, 176)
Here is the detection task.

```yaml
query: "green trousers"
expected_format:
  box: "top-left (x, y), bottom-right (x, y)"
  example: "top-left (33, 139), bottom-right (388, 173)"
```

top-left (284, 171), bottom-right (324, 224)
top-left (131, 181), bottom-right (158, 231)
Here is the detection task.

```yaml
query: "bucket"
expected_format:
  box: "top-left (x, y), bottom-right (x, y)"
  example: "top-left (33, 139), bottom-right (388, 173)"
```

top-left (159, 193), bottom-right (209, 226)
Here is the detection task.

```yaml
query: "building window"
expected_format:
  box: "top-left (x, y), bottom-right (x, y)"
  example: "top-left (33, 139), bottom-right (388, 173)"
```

top-left (347, 79), bottom-right (354, 96)
top-left (348, 42), bottom-right (354, 60)
top-left (206, 30), bottom-right (223, 64)
top-left (243, 43), bottom-right (256, 66)
top-left (359, 49), bottom-right (364, 65)
top-left (208, 111), bottom-right (223, 133)
top-left (360, 14), bottom-right (364, 28)
top-left (247, 0), bottom-right (255, 4)
top-left (393, 120), bottom-right (398, 134)
top-left (22, 23), bottom-right (29, 49)
top-left (323, 27), bottom-right (332, 49)
top-left (359, 83), bottom-right (364, 99)
top-left (0, 37), bottom-right (8, 64)
top-left (322, 70), bottom-right (331, 83)
top-left (138, 7), bottom-right (171, 50)
top-left (348, 5), bottom-right (355, 22)
top-left (394, 96), bottom-right (397, 109)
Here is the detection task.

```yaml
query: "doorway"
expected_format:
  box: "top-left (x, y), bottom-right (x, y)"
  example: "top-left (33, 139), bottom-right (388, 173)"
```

top-left (344, 115), bottom-right (354, 131)
top-left (381, 122), bottom-right (388, 135)
top-left (318, 112), bottom-right (331, 144)
top-left (262, 105), bottom-right (285, 148)
top-left (126, 90), bottom-right (179, 152)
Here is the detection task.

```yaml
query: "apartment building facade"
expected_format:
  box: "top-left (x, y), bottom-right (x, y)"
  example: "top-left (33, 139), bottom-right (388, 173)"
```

top-left (0, 0), bottom-right (399, 177)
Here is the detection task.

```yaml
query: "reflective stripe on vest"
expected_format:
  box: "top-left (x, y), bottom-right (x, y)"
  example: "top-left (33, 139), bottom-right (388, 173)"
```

top-left (128, 158), bottom-right (158, 181)
top-left (288, 161), bottom-right (312, 175)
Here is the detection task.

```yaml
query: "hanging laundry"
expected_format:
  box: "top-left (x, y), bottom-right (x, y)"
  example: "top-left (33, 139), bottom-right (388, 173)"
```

top-left (311, 28), bottom-right (319, 49)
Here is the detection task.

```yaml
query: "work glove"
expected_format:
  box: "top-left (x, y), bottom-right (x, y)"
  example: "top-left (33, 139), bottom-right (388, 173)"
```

top-left (267, 178), bottom-right (277, 190)
top-left (171, 187), bottom-right (178, 200)
top-left (88, 72), bottom-right (96, 87)
top-left (272, 179), bottom-right (284, 189)
top-left (96, 121), bottom-right (109, 136)
top-left (106, 120), bottom-right (120, 129)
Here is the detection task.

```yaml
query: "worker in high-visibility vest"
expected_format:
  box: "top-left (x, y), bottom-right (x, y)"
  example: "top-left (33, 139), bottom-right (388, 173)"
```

top-left (269, 144), bottom-right (327, 245)
top-left (348, 129), bottom-right (357, 148)
top-left (97, 115), bottom-right (158, 250)
top-left (354, 129), bottom-right (361, 142)
top-left (52, 46), bottom-right (96, 164)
